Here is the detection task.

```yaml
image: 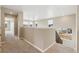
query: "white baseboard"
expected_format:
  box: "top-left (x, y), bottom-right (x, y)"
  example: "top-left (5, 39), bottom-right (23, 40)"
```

top-left (22, 38), bottom-right (43, 52)
top-left (43, 42), bottom-right (56, 52)
top-left (21, 37), bottom-right (56, 53)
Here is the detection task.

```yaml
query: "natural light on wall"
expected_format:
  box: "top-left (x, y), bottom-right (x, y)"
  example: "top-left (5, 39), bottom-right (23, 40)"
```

top-left (23, 21), bottom-right (29, 25)
top-left (23, 20), bottom-right (33, 26)
top-left (29, 22), bottom-right (33, 25)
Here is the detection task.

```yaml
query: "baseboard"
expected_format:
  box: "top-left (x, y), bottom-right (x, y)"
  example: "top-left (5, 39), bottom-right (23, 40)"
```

top-left (21, 37), bottom-right (56, 53)
top-left (22, 37), bottom-right (44, 52)
top-left (43, 42), bottom-right (56, 52)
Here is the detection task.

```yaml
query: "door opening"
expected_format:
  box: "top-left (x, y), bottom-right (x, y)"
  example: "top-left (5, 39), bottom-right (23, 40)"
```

top-left (5, 15), bottom-right (16, 40)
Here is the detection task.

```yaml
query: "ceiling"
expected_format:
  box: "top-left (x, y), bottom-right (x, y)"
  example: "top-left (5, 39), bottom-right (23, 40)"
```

top-left (2, 5), bottom-right (76, 20)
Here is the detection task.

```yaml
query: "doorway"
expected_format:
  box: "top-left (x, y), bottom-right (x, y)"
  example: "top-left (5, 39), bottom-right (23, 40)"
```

top-left (4, 14), bottom-right (17, 40)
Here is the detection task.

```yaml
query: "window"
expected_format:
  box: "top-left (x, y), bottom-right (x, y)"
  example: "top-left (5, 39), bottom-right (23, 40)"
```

top-left (35, 21), bottom-right (38, 27)
top-left (48, 20), bottom-right (53, 27)
top-left (29, 22), bottom-right (33, 25)
top-left (23, 20), bottom-right (33, 27)
top-left (23, 21), bottom-right (29, 25)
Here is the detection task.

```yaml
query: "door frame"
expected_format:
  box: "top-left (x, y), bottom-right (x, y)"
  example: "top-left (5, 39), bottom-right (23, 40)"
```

top-left (1, 7), bottom-right (23, 41)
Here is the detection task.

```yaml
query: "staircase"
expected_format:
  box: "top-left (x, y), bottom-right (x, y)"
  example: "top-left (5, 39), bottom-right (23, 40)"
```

top-left (56, 31), bottom-right (63, 44)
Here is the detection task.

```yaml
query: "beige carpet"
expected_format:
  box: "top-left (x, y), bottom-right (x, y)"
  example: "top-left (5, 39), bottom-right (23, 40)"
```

top-left (0, 40), bottom-right (75, 53)
top-left (0, 33), bottom-right (41, 53)
top-left (0, 33), bottom-right (76, 53)
top-left (1, 40), bottom-right (41, 53)
top-left (45, 43), bottom-right (76, 53)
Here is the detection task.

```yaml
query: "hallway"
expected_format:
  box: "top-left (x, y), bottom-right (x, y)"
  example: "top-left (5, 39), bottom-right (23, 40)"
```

top-left (0, 33), bottom-right (41, 53)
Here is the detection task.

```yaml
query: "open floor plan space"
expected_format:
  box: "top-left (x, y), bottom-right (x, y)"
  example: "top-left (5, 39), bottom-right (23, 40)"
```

top-left (0, 5), bottom-right (78, 53)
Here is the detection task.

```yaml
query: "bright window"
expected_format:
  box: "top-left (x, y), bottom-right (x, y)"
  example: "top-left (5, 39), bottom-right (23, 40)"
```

top-left (48, 20), bottom-right (53, 25)
top-left (23, 21), bottom-right (29, 25)
top-left (48, 20), bottom-right (53, 27)
top-left (29, 22), bottom-right (33, 25)
top-left (23, 20), bottom-right (33, 26)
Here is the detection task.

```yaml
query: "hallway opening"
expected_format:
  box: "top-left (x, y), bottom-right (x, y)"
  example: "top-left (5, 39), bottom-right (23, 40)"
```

top-left (4, 14), bottom-right (17, 40)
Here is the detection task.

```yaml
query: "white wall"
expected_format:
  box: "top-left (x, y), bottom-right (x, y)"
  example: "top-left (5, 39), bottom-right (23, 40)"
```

top-left (22, 27), bottom-right (55, 50)
top-left (35, 20), bottom-right (48, 28)
top-left (34, 28), bottom-right (55, 50)
top-left (53, 14), bottom-right (76, 50)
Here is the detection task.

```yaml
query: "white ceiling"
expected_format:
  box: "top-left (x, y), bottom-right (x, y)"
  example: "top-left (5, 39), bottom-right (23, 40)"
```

top-left (2, 5), bottom-right (76, 20)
